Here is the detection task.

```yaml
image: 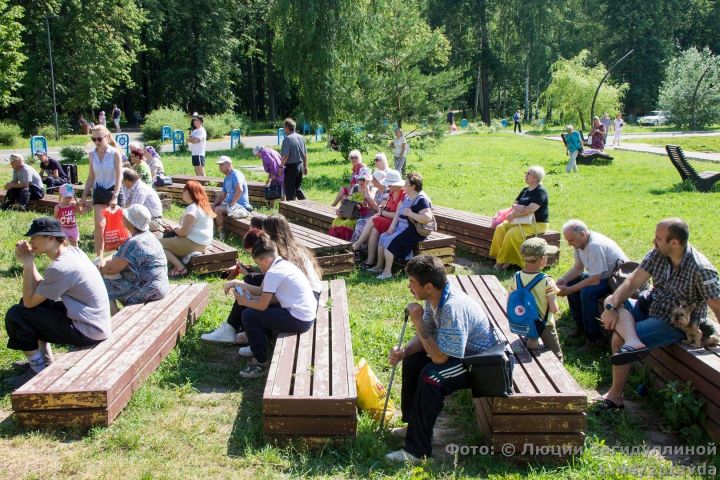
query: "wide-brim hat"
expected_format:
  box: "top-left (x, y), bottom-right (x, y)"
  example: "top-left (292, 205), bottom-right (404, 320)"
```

top-left (25, 217), bottom-right (65, 237)
top-left (122, 204), bottom-right (151, 232)
top-left (382, 169), bottom-right (404, 187)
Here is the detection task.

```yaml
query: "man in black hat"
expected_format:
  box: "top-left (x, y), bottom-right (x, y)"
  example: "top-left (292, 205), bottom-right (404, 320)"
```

top-left (4, 217), bottom-right (112, 387)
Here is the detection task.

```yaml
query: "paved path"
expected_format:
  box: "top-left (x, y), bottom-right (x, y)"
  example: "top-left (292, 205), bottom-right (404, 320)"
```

top-left (543, 131), bottom-right (720, 163)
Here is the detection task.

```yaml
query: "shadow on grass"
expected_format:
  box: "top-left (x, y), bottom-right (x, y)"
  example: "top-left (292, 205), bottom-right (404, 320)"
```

top-left (649, 180), bottom-right (720, 195)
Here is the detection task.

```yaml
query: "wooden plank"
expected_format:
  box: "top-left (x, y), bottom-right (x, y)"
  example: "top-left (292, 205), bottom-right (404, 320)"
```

top-left (488, 394), bottom-right (588, 414)
top-left (269, 333), bottom-right (298, 397)
top-left (262, 397), bottom-right (356, 417)
top-left (312, 284), bottom-right (331, 396)
top-left (487, 412), bottom-right (587, 433)
top-left (330, 280), bottom-right (351, 398)
top-left (264, 416), bottom-right (357, 436)
top-left (292, 320), bottom-right (316, 397)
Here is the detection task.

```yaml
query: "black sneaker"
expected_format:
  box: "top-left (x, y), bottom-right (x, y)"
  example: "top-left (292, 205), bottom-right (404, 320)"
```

top-left (3, 369), bottom-right (37, 389)
top-left (0, 202), bottom-right (11, 211)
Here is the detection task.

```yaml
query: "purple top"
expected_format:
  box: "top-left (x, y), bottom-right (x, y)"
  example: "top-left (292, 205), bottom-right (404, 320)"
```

top-left (259, 148), bottom-right (284, 184)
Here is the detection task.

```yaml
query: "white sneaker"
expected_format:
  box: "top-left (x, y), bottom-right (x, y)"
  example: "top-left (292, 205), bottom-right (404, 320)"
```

top-left (200, 323), bottom-right (237, 344)
top-left (238, 346), bottom-right (254, 357)
top-left (390, 426), bottom-right (407, 439)
top-left (385, 449), bottom-right (421, 464)
top-left (181, 251), bottom-right (202, 265)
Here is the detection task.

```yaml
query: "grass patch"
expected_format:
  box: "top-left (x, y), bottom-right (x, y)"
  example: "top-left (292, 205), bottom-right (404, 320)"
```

top-left (0, 132), bottom-right (718, 477)
top-left (625, 135), bottom-right (720, 153)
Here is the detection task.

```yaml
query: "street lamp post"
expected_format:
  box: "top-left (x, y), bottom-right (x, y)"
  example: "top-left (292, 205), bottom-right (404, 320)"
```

top-left (45, 15), bottom-right (60, 141)
top-left (590, 49), bottom-right (634, 128)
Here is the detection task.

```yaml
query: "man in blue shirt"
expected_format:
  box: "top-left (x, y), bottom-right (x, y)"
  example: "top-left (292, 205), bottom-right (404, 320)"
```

top-left (213, 156), bottom-right (253, 240)
top-left (513, 109), bottom-right (522, 133)
top-left (385, 255), bottom-right (500, 463)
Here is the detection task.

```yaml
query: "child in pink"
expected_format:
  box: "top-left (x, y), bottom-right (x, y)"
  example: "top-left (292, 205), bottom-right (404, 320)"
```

top-left (54, 184), bottom-right (79, 246)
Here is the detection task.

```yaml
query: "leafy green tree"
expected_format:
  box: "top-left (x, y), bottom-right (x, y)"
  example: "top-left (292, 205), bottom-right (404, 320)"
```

top-left (658, 47), bottom-right (720, 129)
top-left (542, 50), bottom-right (628, 131)
top-left (339, 0), bottom-right (467, 128)
top-left (0, 0), bottom-right (26, 108)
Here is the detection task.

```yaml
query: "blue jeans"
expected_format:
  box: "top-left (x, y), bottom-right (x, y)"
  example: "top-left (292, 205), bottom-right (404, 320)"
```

top-left (241, 306), bottom-right (313, 363)
top-left (567, 274), bottom-right (611, 341)
top-left (627, 301), bottom-right (686, 349)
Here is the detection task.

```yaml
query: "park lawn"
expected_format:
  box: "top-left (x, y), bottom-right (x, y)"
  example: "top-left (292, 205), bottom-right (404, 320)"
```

top-left (4, 134), bottom-right (97, 150)
top-left (0, 133), bottom-right (718, 478)
top-left (625, 135), bottom-right (720, 153)
top-left (525, 124), bottom-right (720, 136)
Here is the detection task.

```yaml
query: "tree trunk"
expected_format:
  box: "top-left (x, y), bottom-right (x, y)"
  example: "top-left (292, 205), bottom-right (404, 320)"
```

top-left (256, 57), bottom-right (266, 121)
top-left (266, 28), bottom-right (277, 122)
top-left (578, 109), bottom-right (585, 131)
top-left (524, 62), bottom-right (530, 121)
top-left (479, 0), bottom-right (491, 125)
top-left (247, 57), bottom-right (258, 122)
top-left (473, 63), bottom-right (481, 120)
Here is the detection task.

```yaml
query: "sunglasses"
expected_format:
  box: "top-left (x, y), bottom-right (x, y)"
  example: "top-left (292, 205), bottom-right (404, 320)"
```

top-left (91, 136), bottom-right (106, 142)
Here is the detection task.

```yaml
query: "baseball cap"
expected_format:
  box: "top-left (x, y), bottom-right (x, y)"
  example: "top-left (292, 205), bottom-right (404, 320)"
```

top-left (35, 149), bottom-right (47, 156)
top-left (215, 155), bottom-right (232, 165)
top-left (59, 184), bottom-right (75, 198)
top-left (252, 145), bottom-right (263, 155)
top-left (520, 237), bottom-right (559, 259)
top-left (122, 204), bottom-right (151, 232)
top-left (192, 114), bottom-right (204, 122)
top-left (24, 217), bottom-right (65, 237)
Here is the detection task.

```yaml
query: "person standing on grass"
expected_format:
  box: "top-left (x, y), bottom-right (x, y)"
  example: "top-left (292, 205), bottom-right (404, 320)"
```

top-left (98, 110), bottom-right (107, 127)
top-left (188, 114), bottom-right (207, 176)
top-left (280, 118), bottom-right (308, 201)
top-left (229, 235), bottom-right (318, 379)
top-left (212, 156), bottom-right (253, 241)
top-left (1, 154), bottom-right (45, 212)
top-left (556, 220), bottom-right (628, 349)
top-left (513, 109), bottom-right (522, 133)
top-left (601, 113), bottom-right (611, 143)
top-left (564, 125), bottom-right (582, 173)
top-left (613, 113), bottom-right (625, 147)
top-left (4, 217), bottom-right (111, 388)
top-left (392, 128), bottom-right (408, 175)
top-left (385, 255), bottom-right (500, 463)
top-left (599, 218), bottom-right (720, 410)
top-left (111, 104), bottom-right (122, 133)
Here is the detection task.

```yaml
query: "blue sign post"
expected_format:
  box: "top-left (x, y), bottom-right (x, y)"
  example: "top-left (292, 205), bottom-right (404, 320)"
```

top-left (115, 133), bottom-right (130, 158)
top-left (161, 125), bottom-right (172, 142)
top-left (277, 127), bottom-right (285, 146)
top-left (30, 136), bottom-right (48, 157)
top-left (230, 129), bottom-right (241, 149)
top-left (315, 125), bottom-right (324, 142)
top-left (173, 130), bottom-right (185, 152)
top-left (460, 119), bottom-right (468, 129)
top-left (302, 122), bottom-right (310, 134)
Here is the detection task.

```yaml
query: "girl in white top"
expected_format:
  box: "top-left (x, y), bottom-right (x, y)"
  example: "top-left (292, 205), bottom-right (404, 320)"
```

top-left (613, 113), bottom-right (625, 147)
top-left (79, 125), bottom-right (124, 260)
top-left (391, 127), bottom-right (409, 174)
top-left (159, 180), bottom-right (216, 277)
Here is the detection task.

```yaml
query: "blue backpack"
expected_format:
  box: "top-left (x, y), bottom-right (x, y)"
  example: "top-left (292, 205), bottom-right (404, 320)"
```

top-left (507, 272), bottom-right (549, 338)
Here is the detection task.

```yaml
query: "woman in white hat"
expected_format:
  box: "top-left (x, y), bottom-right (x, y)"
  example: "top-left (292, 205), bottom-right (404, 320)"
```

top-left (99, 204), bottom-right (170, 313)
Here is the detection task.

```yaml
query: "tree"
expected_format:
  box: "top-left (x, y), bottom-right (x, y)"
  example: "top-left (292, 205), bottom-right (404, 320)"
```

top-left (658, 47), bottom-right (720, 129)
top-left (542, 50), bottom-right (628, 131)
top-left (0, 0), bottom-right (26, 108)
top-left (339, 0), bottom-right (467, 128)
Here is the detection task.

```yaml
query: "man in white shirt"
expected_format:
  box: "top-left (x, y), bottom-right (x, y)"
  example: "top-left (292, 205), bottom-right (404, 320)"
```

top-left (226, 236), bottom-right (317, 378)
top-left (557, 219), bottom-right (628, 347)
top-left (187, 114), bottom-right (207, 176)
top-left (2, 154), bottom-right (45, 211)
top-left (121, 169), bottom-right (165, 232)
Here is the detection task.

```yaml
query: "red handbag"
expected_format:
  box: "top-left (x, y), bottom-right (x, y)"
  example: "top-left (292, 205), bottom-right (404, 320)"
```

top-left (102, 208), bottom-right (129, 251)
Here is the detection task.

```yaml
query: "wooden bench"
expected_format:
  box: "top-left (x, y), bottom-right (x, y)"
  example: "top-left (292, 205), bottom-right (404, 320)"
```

top-left (432, 206), bottom-right (561, 266)
top-left (665, 145), bottom-right (720, 192)
top-left (11, 283), bottom-right (210, 428)
top-left (163, 220), bottom-right (238, 274)
top-left (0, 190), bottom-right (62, 213)
top-left (560, 132), bottom-right (614, 164)
top-left (644, 341), bottom-right (720, 441)
top-left (279, 199), bottom-right (456, 268)
top-left (451, 275), bottom-right (587, 451)
top-left (171, 174), bottom-right (268, 206)
top-left (263, 279), bottom-right (356, 437)
top-left (156, 182), bottom-right (223, 204)
top-left (225, 216), bottom-right (354, 275)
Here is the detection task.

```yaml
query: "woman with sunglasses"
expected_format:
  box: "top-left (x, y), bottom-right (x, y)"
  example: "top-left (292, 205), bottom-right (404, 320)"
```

top-left (79, 125), bottom-right (125, 261)
top-left (128, 142), bottom-right (152, 184)
top-left (330, 149), bottom-right (366, 207)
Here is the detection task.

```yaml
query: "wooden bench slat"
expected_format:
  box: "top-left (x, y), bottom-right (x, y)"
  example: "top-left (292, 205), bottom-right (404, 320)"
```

top-left (292, 315), bottom-right (316, 397)
top-left (478, 398), bottom-right (586, 433)
top-left (330, 280), bottom-right (351, 397)
top-left (312, 286), bottom-right (331, 396)
top-left (270, 333), bottom-right (299, 397)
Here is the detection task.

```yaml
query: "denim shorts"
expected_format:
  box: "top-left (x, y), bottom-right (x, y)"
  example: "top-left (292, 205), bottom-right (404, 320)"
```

top-left (626, 300), bottom-right (686, 349)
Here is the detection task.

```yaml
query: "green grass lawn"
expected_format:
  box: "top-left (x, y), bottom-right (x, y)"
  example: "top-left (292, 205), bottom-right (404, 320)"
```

top-left (525, 124), bottom-right (720, 136)
top-left (2, 134), bottom-right (96, 150)
top-left (0, 132), bottom-right (718, 478)
top-left (625, 135), bottom-right (720, 153)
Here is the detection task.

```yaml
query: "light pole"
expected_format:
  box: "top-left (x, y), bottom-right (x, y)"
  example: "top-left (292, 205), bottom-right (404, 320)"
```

top-left (590, 49), bottom-right (634, 128)
top-left (45, 15), bottom-right (60, 141)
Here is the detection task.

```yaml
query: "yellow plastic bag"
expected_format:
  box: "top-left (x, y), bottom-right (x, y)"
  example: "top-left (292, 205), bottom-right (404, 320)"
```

top-left (355, 358), bottom-right (395, 422)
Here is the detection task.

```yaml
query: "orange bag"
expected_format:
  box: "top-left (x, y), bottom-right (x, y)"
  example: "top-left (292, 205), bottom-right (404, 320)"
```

top-left (102, 208), bottom-right (129, 251)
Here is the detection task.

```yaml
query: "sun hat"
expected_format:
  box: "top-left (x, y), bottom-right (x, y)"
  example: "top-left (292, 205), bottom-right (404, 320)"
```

top-left (59, 184), bottom-right (75, 198)
top-left (372, 170), bottom-right (387, 182)
top-left (520, 237), bottom-right (559, 260)
top-left (252, 145), bottom-right (263, 155)
top-left (356, 167), bottom-right (372, 182)
top-left (382, 169), bottom-right (404, 187)
top-left (122, 204), bottom-right (151, 232)
top-left (24, 217), bottom-right (65, 237)
top-left (215, 155), bottom-right (232, 165)
top-left (192, 114), bottom-right (204, 123)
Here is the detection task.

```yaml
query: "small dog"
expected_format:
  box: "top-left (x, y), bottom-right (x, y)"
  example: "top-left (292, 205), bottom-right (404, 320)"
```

top-left (671, 304), bottom-right (702, 347)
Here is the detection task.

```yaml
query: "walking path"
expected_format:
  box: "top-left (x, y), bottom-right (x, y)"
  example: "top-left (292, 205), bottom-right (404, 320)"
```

top-left (543, 131), bottom-right (720, 163)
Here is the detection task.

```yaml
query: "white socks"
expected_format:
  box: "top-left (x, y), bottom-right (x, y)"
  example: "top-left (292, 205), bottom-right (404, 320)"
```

top-left (26, 351), bottom-right (47, 373)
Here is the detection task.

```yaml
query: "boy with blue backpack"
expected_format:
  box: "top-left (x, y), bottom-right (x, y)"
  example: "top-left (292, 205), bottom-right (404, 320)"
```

top-left (507, 238), bottom-right (563, 361)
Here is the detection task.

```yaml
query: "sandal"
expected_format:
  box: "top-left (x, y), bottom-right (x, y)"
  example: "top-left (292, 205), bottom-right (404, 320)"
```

top-left (611, 344), bottom-right (650, 366)
top-left (169, 267), bottom-right (188, 278)
top-left (597, 398), bottom-right (624, 410)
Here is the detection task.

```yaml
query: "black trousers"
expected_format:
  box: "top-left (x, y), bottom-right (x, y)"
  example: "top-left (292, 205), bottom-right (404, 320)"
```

top-left (5, 299), bottom-right (98, 351)
top-left (514, 120), bottom-right (522, 133)
top-left (4, 185), bottom-right (44, 207)
top-left (283, 163), bottom-right (306, 201)
top-left (401, 352), bottom-right (470, 458)
top-left (43, 176), bottom-right (66, 189)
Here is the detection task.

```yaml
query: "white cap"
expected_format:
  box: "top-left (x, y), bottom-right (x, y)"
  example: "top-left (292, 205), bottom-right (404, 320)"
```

top-left (215, 155), bottom-right (232, 165)
top-left (252, 145), bottom-right (263, 155)
top-left (122, 204), bottom-right (151, 232)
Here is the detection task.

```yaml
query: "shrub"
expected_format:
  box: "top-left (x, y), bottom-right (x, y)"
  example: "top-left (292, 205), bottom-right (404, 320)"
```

top-left (330, 121), bottom-right (367, 157)
top-left (60, 146), bottom-right (86, 163)
top-left (204, 112), bottom-right (250, 139)
top-left (659, 380), bottom-right (707, 444)
top-left (0, 122), bottom-right (21, 146)
top-left (142, 107), bottom-right (189, 141)
top-left (37, 124), bottom-right (59, 139)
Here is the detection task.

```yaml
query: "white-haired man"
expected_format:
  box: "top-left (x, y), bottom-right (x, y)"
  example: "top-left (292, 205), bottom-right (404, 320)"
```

top-left (213, 156), bottom-right (252, 240)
